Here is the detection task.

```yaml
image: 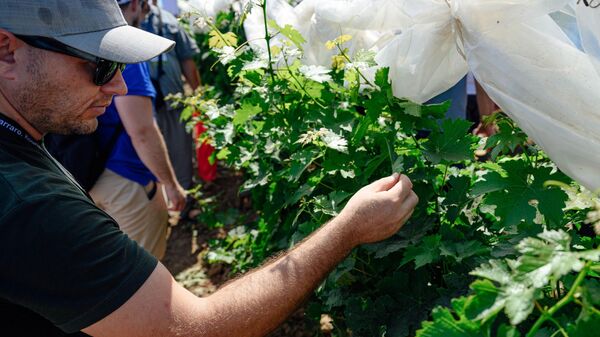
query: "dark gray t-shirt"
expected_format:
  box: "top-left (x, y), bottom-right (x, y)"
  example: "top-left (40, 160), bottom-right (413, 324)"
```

top-left (142, 5), bottom-right (200, 96)
top-left (0, 114), bottom-right (158, 335)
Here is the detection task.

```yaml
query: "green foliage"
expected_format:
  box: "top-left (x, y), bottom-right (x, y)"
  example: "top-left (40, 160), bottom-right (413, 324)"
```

top-left (422, 119), bottom-right (475, 164)
top-left (175, 5), bottom-right (599, 336)
top-left (473, 159), bottom-right (570, 228)
top-left (419, 230), bottom-right (599, 337)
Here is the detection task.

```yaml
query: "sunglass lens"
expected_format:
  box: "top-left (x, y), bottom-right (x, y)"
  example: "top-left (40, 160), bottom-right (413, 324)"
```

top-left (94, 60), bottom-right (126, 86)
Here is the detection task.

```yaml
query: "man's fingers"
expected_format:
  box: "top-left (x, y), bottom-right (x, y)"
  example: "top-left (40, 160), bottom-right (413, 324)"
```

top-left (386, 174), bottom-right (413, 201)
top-left (395, 191), bottom-right (419, 223)
top-left (369, 173), bottom-right (401, 192)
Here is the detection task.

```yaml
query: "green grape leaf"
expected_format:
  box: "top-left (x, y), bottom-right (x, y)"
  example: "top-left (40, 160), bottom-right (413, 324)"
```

top-left (516, 231), bottom-right (600, 287)
top-left (581, 279), bottom-right (600, 307)
top-left (423, 119), bottom-right (475, 164)
top-left (363, 238), bottom-right (411, 259)
top-left (566, 312), bottom-right (600, 337)
top-left (416, 297), bottom-right (485, 337)
top-left (268, 20), bottom-right (306, 49)
top-left (485, 192), bottom-right (537, 228)
top-left (496, 324), bottom-right (521, 337)
top-left (474, 160), bottom-right (569, 227)
top-left (470, 230), bottom-right (600, 325)
top-left (288, 149), bottom-right (318, 182)
top-left (471, 171), bottom-right (507, 196)
top-left (464, 280), bottom-right (501, 321)
top-left (401, 235), bottom-right (442, 269)
top-left (352, 116), bottom-right (373, 144)
top-left (233, 102), bottom-right (261, 126)
top-left (323, 288), bottom-right (345, 308)
top-left (375, 67), bottom-right (392, 94)
top-left (502, 284), bottom-right (536, 325)
top-left (440, 240), bottom-right (489, 263)
top-left (442, 175), bottom-right (471, 223)
top-left (313, 191), bottom-right (351, 216)
top-left (216, 147), bottom-right (231, 160)
top-left (484, 118), bottom-right (528, 160)
top-left (471, 260), bottom-right (512, 284)
top-left (284, 183), bottom-right (315, 206)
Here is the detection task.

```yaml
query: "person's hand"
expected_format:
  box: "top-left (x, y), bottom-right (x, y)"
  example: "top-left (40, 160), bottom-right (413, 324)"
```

top-left (335, 173), bottom-right (418, 246)
top-left (164, 182), bottom-right (187, 212)
top-left (473, 121), bottom-right (497, 138)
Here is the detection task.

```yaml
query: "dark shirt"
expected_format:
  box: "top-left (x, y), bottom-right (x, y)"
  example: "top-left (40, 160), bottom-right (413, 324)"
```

top-left (0, 113), bottom-right (157, 335)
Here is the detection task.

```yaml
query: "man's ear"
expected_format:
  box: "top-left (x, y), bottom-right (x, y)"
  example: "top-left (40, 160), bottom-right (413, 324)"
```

top-left (0, 29), bottom-right (19, 80)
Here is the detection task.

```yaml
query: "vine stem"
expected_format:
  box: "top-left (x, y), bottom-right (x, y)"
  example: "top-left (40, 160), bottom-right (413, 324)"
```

top-left (385, 139), bottom-right (395, 173)
top-left (260, 0), bottom-right (281, 115)
top-left (281, 56), bottom-right (327, 108)
top-left (335, 44), bottom-right (374, 87)
top-left (574, 298), bottom-right (600, 316)
top-left (439, 164), bottom-right (449, 194)
top-left (547, 316), bottom-right (568, 337)
top-left (526, 262), bottom-right (592, 337)
top-left (261, 0), bottom-right (276, 84)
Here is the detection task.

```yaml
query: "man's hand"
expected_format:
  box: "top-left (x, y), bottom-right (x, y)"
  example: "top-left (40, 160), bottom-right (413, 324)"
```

top-left (164, 182), bottom-right (186, 212)
top-left (336, 173), bottom-right (418, 245)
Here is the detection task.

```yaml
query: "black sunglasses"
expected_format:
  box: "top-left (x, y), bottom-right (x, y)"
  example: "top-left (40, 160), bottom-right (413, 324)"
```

top-left (16, 35), bottom-right (126, 86)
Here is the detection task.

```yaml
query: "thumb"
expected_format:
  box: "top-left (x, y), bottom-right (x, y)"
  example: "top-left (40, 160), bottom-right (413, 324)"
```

top-left (368, 173), bottom-right (401, 192)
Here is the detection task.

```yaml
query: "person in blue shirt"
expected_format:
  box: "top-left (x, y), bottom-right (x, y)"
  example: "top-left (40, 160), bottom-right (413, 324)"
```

top-left (90, 0), bottom-right (186, 259)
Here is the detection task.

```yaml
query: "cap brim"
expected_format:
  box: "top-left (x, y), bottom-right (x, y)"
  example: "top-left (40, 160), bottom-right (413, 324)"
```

top-left (55, 24), bottom-right (175, 64)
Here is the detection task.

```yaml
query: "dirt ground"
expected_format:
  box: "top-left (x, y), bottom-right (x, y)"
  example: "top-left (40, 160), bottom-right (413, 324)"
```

top-left (161, 169), bottom-right (317, 337)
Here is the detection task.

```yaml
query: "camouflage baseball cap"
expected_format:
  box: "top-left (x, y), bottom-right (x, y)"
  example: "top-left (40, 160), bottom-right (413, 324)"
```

top-left (0, 0), bottom-right (174, 63)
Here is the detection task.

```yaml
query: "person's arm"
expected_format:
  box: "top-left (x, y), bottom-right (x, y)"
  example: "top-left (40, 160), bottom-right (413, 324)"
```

top-left (83, 174), bottom-right (418, 337)
top-left (181, 58), bottom-right (201, 91)
top-left (173, 21), bottom-right (201, 91)
top-left (114, 95), bottom-right (186, 211)
top-left (473, 80), bottom-right (499, 138)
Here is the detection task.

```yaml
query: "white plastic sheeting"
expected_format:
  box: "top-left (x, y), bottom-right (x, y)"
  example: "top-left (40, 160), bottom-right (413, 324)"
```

top-left (180, 0), bottom-right (242, 32)
top-left (242, 0), bottom-right (600, 191)
top-left (576, 1), bottom-right (600, 76)
top-left (243, 0), bottom-right (395, 66)
top-left (183, 0), bottom-right (236, 18)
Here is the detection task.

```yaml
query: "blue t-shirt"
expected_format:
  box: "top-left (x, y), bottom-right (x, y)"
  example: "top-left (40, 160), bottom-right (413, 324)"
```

top-left (97, 63), bottom-right (157, 186)
top-left (427, 76), bottom-right (467, 120)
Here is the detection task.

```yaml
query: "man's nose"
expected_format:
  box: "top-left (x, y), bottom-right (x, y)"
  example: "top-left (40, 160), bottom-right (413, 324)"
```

top-left (101, 69), bottom-right (128, 96)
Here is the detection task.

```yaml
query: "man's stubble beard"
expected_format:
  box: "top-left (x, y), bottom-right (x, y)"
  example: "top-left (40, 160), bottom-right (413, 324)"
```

top-left (16, 48), bottom-right (98, 135)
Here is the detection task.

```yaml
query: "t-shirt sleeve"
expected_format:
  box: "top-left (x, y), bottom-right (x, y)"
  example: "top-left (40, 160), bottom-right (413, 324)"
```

top-left (0, 196), bottom-right (158, 333)
top-left (122, 63), bottom-right (157, 98)
top-left (174, 26), bottom-right (200, 61)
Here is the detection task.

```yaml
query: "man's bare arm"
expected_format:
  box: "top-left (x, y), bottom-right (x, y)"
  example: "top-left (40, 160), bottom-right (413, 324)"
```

top-left (84, 174), bottom-right (418, 337)
top-left (114, 95), bottom-right (186, 211)
top-left (181, 58), bottom-right (201, 91)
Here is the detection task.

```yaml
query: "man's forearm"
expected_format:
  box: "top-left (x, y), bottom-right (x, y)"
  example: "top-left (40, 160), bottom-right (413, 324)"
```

top-left (201, 216), bottom-right (355, 337)
top-left (130, 122), bottom-right (178, 187)
top-left (181, 58), bottom-right (201, 91)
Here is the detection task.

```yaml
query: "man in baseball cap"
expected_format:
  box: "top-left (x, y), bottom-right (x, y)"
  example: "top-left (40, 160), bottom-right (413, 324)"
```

top-left (0, 1), bottom-right (418, 336)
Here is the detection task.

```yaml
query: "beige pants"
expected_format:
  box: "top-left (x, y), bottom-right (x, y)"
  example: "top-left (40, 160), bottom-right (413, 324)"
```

top-left (90, 169), bottom-right (169, 260)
